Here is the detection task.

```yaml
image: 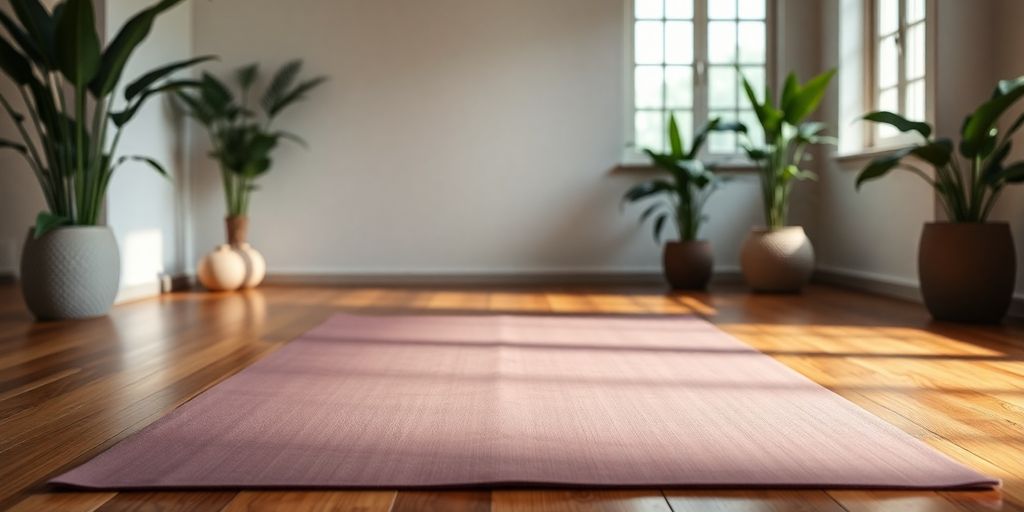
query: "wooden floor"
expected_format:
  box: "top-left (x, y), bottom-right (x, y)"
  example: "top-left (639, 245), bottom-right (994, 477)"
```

top-left (1, 282), bottom-right (1023, 511)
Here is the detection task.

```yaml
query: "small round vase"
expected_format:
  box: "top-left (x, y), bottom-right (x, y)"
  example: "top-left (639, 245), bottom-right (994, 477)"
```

top-left (198, 245), bottom-right (247, 291)
top-left (235, 243), bottom-right (267, 289)
top-left (20, 226), bottom-right (120, 320)
top-left (663, 240), bottom-right (713, 290)
top-left (740, 226), bottom-right (815, 293)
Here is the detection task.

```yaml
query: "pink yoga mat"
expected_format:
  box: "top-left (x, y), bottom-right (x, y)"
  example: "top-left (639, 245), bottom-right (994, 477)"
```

top-left (52, 314), bottom-right (998, 490)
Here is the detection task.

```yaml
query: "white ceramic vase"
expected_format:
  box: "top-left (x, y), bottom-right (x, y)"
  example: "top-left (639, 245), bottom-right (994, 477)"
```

top-left (197, 244), bottom-right (267, 292)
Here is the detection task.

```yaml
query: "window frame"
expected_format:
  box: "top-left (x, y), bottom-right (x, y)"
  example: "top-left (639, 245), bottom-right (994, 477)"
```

top-left (864, 0), bottom-right (936, 150)
top-left (623, 0), bottom-right (777, 166)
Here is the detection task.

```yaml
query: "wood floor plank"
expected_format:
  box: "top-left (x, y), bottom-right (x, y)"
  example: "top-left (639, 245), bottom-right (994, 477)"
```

top-left (92, 491), bottom-right (237, 512)
top-left (664, 490), bottom-right (845, 512)
top-left (223, 490), bottom-right (396, 511)
top-left (7, 491), bottom-right (116, 512)
top-left (491, 490), bottom-right (671, 512)
top-left (390, 490), bottom-right (491, 512)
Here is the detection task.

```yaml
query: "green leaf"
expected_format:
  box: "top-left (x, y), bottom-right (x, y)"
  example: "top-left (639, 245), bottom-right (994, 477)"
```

top-left (10, 0), bottom-right (56, 66)
top-left (200, 72), bottom-right (233, 113)
top-left (111, 79), bottom-right (202, 126)
top-left (862, 111), bottom-right (932, 139)
top-left (90, 0), bottom-right (187, 96)
top-left (623, 180), bottom-right (673, 203)
top-left (236, 63), bottom-right (259, 92)
top-left (638, 202), bottom-right (664, 224)
top-left (275, 130), bottom-right (308, 147)
top-left (267, 76), bottom-right (327, 117)
top-left (0, 137), bottom-right (27, 154)
top-left (687, 117), bottom-right (746, 159)
top-left (124, 55), bottom-right (216, 100)
top-left (653, 214), bottom-right (668, 243)
top-left (780, 72), bottom-right (798, 112)
top-left (995, 161), bottom-right (1024, 183)
top-left (0, 34), bottom-right (33, 84)
top-left (668, 114), bottom-right (683, 158)
top-left (117, 155), bottom-right (171, 179)
top-left (909, 138), bottom-right (953, 168)
top-left (261, 60), bottom-right (303, 114)
top-left (783, 68), bottom-right (835, 124)
top-left (856, 147), bottom-right (915, 190)
top-left (961, 75), bottom-right (1024, 158)
top-left (0, 10), bottom-right (44, 64)
top-left (54, 0), bottom-right (101, 88)
top-left (33, 211), bottom-right (70, 238)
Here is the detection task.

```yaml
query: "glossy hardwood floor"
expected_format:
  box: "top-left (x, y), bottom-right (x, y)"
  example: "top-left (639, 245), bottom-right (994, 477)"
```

top-left (1, 282), bottom-right (1022, 511)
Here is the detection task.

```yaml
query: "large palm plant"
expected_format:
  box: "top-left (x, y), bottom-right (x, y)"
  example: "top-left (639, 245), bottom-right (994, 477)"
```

top-left (857, 76), bottom-right (1024, 220)
top-left (0, 0), bottom-right (212, 236)
top-left (740, 70), bottom-right (837, 229)
top-left (176, 61), bottom-right (327, 219)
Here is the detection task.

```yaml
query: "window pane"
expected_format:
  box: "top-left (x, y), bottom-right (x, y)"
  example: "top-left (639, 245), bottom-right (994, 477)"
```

top-left (709, 0), bottom-right (737, 19)
top-left (636, 111), bottom-right (666, 152)
top-left (635, 66), bottom-right (664, 109)
top-left (739, 110), bottom-right (763, 148)
top-left (906, 79), bottom-right (925, 121)
top-left (878, 88), bottom-right (899, 138)
top-left (906, 23), bottom-right (925, 80)
top-left (708, 110), bottom-right (738, 153)
top-left (635, 21), bottom-right (664, 64)
top-left (739, 66), bottom-right (765, 107)
top-left (708, 21), bottom-right (738, 63)
top-left (737, 0), bottom-right (766, 19)
top-left (737, 21), bottom-right (765, 64)
top-left (878, 35), bottom-right (899, 88)
top-left (878, 0), bottom-right (898, 35)
top-left (906, 0), bottom-right (925, 24)
top-left (665, 21), bottom-right (693, 64)
top-left (709, 66), bottom-right (738, 109)
top-left (669, 110), bottom-right (694, 150)
top-left (665, 66), bottom-right (693, 108)
top-left (635, 0), bottom-right (663, 20)
top-left (665, 0), bottom-right (693, 19)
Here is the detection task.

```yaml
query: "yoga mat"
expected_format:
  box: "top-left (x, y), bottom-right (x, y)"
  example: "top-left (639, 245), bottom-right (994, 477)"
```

top-left (52, 314), bottom-right (998, 490)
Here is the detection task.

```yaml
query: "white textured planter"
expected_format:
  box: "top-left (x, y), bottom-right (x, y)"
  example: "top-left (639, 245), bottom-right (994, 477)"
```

top-left (20, 226), bottom-right (120, 320)
top-left (740, 226), bottom-right (815, 293)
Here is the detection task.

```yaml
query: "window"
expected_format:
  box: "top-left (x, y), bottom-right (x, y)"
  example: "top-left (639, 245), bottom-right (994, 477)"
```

top-left (630, 0), bottom-right (770, 157)
top-left (871, 0), bottom-right (929, 144)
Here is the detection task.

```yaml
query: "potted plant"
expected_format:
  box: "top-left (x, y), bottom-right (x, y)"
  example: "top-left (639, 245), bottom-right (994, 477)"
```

top-left (857, 77), bottom-right (1024, 323)
top-left (623, 115), bottom-right (745, 290)
top-left (738, 70), bottom-right (837, 292)
top-left (0, 0), bottom-right (211, 319)
top-left (177, 61), bottom-right (326, 290)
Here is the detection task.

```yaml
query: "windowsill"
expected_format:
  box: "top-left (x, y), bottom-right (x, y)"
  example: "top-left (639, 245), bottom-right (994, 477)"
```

top-left (832, 144), bottom-right (909, 165)
top-left (614, 161), bottom-right (759, 174)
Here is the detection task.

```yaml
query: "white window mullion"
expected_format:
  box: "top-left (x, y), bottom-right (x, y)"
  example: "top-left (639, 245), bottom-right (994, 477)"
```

top-left (693, 0), bottom-right (709, 142)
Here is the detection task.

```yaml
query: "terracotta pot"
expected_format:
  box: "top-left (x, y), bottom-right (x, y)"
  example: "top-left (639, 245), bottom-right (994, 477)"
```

top-left (918, 222), bottom-right (1016, 324)
top-left (20, 226), bottom-right (120, 320)
top-left (226, 215), bottom-right (249, 246)
top-left (663, 240), bottom-right (713, 290)
top-left (740, 226), bottom-right (815, 293)
top-left (198, 245), bottom-right (247, 291)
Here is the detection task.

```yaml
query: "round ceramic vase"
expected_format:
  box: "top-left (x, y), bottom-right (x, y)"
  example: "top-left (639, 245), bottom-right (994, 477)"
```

top-left (740, 226), bottom-right (815, 293)
top-left (663, 240), bottom-right (714, 290)
top-left (20, 226), bottom-right (121, 321)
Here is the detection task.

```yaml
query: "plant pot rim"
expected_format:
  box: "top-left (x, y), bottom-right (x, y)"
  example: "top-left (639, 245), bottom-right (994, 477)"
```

top-left (25, 224), bottom-right (111, 233)
top-left (924, 221), bottom-right (1010, 228)
top-left (749, 225), bottom-right (806, 234)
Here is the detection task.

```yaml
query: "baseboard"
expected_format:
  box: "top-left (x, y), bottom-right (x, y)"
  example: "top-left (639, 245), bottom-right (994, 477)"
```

top-left (261, 269), bottom-right (744, 288)
top-left (814, 266), bottom-right (1024, 320)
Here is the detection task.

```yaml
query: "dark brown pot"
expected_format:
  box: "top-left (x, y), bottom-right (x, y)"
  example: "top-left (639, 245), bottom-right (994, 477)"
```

top-left (663, 240), bottom-right (713, 290)
top-left (226, 216), bottom-right (249, 246)
top-left (919, 222), bottom-right (1016, 324)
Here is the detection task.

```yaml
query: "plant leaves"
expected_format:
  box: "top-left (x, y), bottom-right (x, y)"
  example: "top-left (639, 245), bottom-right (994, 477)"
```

top-left (117, 154), bottom-right (170, 179)
top-left (995, 161), bottom-right (1024, 183)
top-left (783, 68), bottom-right (835, 125)
top-left (668, 114), bottom-right (684, 158)
top-left (909, 138), bottom-right (953, 167)
top-left (261, 60), bottom-right (302, 114)
top-left (0, 137), bottom-right (28, 154)
top-left (111, 79), bottom-right (202, 126)
top-left (124, 55), bottom-right (216, 100)
top-left (861, 111), bottom-right (932, 140)
top-left (267, 76), bottom-right (327, 117)
top-left (961, 75), bottom-right (1024, 158)
top-left (54, 0), bottom-right (101, 88)
top-left (653, 214), bottom-right (667, 243)
top-left (0, 34), bottom-right (33, 84)
top-left (33, 211), bottom-right (70, 238)
top-left (236, 63), bottom-right (259, 92)
top-left (856, 147), bottom-right (915, 190)
top-left (9, 0), bottom-right (56, 67)
top-left (623, 180), bottom-right (673, 203)
top-left (90, 0), bottom-right (187, 96)
top-left (0, 10), bottom-right (44, 64)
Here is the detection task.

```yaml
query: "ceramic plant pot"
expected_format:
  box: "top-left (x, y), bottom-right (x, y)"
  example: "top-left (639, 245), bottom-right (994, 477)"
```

top-left (20, 226), bottom-right (120, 320)
top-left (663, 240), bottom-right (713, 290)
top-left (740, 226), bottom-right (815, 293)
top-left (235, 243), bottom-right (267, 289)
top-left (198, 244), bottom-right (247, 291)
top-left (918, 222), bottom-right (1016, 324)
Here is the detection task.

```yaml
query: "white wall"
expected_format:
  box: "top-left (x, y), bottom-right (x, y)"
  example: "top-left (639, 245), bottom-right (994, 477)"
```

top-left (188, 0), bottom-right (820, 278)
top-left (993, 0), bottom-right (1024, 304)
top-left (104, 0), bottom-right (194, 301)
